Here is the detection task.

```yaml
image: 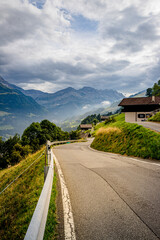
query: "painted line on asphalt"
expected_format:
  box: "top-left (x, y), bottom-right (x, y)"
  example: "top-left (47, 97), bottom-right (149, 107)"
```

top-left (88, 145), bottom-right (160, 167)
top-left (53, 152), bottom-right (76, 240)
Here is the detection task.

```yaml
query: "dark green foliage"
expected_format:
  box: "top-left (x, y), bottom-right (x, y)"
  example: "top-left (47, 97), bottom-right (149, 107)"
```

top-left (146, 80), bottom-right (160, 96)
top-left (0, 137), bottom-right (8, 169)
top-left (21, 122), bottom-right (42, 151)
top-left (81, 114), bottom-right (101, 125)
top-left (70, 130), bottom-right (81, 140)
top-left (148, 112), bottom-right (160, 122)
top-left (104, 116), bottom-right (115, 124)
top-left (146, 88), bottom-right (152, 97)
top-left (0, 120), bottom-right (69, 169)
top-left (0, 134), bottom-right (32, 168)
top-left (21, 120), bottom-right (69, 152)
top-left (0, 134), bottom-right (20, 168)
top-left (152, 83), bottom-right (160, 96)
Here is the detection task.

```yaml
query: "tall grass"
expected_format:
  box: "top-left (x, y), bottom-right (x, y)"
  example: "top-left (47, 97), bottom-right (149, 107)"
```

top-left (91, 114), bottom-right (160, 160)
top-left (0, 147), bottom-right (46, 240)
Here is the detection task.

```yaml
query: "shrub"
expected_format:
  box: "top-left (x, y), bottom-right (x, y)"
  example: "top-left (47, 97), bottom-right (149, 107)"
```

top-left (11, 150), bottom-right (22, 164)
top-left (70, 130), bottom-right (81, 140)
top-left (148, 112), bottom-right (160, 122)
top-left (104, 116), bottom-right (116, 124)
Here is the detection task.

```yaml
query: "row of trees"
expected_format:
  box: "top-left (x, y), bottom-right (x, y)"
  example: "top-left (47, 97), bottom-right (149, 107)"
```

top-left (80, 114), bottom-right (101, 125)
top-left (0, 119), bottom-right (76, 169)
top-left (146, 80), bottom-right (160, 97)
top-left (80, 112), bottom-right (116, 126)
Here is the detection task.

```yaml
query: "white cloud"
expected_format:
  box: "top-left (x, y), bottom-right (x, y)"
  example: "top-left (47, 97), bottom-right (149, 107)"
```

top-left (101, 101), bottom-right (110, 106)
top-left (82, 104), bottom-right (90, 110)
top-left (0, 0), bottom-right (160, 94)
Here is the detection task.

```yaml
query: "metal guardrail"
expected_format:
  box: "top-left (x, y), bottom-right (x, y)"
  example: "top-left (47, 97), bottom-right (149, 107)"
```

top-left (24, 147), bottom-right (53, 240)
top-left (24, 139), bottom-right (79, 240)
top-left (49, 140), bottom-right (79, 146)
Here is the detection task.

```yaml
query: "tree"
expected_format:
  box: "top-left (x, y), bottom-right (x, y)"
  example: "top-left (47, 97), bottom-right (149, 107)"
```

top-left (146, 80), bottom-right (160, 97)
top-left (152, 83), bottom-right (160, 96)
top-left (81, 114), bottom-right (101, 124)
top-left (69, 130), bottom-right (81, 140)
top-left (0, 137), bottom-right (8, 169)
top-left (146, 88), bottom-right (152, 97)
top-left (93, 118), bottom-right (98, 125)
top-left (21, 122), bottom-right (42, 151)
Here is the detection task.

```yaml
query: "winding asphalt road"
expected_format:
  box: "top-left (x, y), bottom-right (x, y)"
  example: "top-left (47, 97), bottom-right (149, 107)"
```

top-left (54, 140), bottom-right (160, 240)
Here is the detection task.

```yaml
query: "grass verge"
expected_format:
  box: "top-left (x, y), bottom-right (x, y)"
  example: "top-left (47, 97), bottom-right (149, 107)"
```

top-left (44, 171), bottom-right (58, 240)
top-left (0, 146), bottom-right (45, 240)
top-left (91, 113), bottom-right (160, 160)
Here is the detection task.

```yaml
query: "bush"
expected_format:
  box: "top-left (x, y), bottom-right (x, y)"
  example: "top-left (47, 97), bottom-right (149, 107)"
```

top-left (148, 112), bottom-right (160, 122)
top-left (104, 116), bottom-right (116, 124)
top-left (69, 130), bottom-right (81, 140)
top-left (11, 150), bottom-right (22, 164)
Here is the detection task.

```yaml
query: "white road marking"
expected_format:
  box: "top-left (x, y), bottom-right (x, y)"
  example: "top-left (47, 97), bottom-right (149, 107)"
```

top-left (88, 146), bottom-right (160, 167)
top-left (53, 152), bottom-right (76, 240)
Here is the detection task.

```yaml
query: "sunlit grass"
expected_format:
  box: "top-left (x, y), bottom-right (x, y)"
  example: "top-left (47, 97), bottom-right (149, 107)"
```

top-left (0, 147), bottom-right (46, 240)
top-left (91, 113), bottom-right (160, 160)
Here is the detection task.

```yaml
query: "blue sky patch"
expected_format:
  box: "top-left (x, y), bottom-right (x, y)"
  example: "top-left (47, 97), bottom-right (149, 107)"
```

top-left (71, 14), bottom-right (98, 32)
top-left (29, 0), bottom-right (46, 9)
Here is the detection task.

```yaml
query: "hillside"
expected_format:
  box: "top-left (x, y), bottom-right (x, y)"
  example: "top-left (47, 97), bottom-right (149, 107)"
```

top-left (0, 78), bottom-right (47, 139)
top-left (0, 147), bottom-right (52, 240)
top-left (91, 114), bottom-right (160, 160)
top-left (0, 83), bottom-right (44, 114)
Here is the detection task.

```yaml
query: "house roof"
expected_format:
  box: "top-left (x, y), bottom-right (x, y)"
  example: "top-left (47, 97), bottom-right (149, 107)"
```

top-left (119, 96), bottom-right (160, 106)
top-left (101, 116), bottom-right (109, 119)
top-left (80, 124), bottom-right (92, 129)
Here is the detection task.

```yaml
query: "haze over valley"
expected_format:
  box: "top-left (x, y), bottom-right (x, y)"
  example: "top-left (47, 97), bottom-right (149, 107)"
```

top-left (0, 76), bottom-right (124, 139)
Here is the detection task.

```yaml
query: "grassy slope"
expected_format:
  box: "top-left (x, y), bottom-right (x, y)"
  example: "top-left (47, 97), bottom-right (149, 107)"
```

top-left (0, 147), bottom-right (46, 240)
top-left (148, 112), bottom-right (160, 122)
top-left (91, 114), bottom-right (160, 160)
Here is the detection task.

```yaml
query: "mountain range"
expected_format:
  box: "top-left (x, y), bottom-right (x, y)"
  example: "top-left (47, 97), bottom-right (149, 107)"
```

top-left (0, 75), bottom-right (125, 139)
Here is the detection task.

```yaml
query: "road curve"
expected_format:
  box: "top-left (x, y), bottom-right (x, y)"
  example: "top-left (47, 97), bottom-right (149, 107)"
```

top-left (54, 140), bottom-right (160, 240)
top-left (132, 121), bottom-right (160, 132)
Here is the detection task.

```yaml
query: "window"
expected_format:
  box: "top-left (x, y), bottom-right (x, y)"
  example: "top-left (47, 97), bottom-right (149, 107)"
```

top-left (138, 114), bottom-right (145, 118)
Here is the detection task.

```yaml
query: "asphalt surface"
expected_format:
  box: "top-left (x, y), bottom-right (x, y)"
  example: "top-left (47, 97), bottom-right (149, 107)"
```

top-left (54, 140), bottom-right (160, 240)
top-left (133, 121), bottom-right (160, 132)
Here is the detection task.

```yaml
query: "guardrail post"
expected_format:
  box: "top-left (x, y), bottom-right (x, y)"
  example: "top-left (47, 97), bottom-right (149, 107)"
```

top-left (44, 141), bottom-right (51, 181)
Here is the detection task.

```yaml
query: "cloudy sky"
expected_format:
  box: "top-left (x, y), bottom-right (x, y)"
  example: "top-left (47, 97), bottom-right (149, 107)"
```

top-left (0, 0), bottom-right (160, 95)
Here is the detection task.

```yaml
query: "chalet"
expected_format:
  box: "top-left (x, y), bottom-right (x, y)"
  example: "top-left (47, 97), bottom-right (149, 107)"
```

top-left (80, 124), bottom-right (93, 131)
top-left (101, 116), bottom-right (110, 121)
top-left (119, 96), bottom-right (160, 122)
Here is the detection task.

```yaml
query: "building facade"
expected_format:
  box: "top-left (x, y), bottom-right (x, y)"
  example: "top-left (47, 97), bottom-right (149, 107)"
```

top-left (119, 96), bottom-right (160, 122)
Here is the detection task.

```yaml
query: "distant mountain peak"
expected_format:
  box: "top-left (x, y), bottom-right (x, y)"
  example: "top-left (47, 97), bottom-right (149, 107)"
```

top-left (80, 86), bottom-right (95, 90)
top-left (0, 75), bottom-right (23, 91)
